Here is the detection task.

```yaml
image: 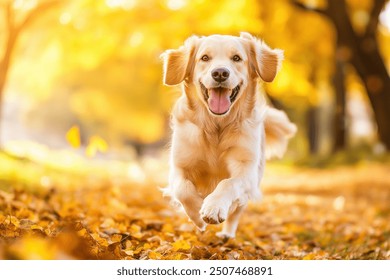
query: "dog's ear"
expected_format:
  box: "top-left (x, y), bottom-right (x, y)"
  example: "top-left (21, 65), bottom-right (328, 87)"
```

top-left (161, 36), bottom-right (199, 86)
top-left (241, 32), bottom-right (283, 82)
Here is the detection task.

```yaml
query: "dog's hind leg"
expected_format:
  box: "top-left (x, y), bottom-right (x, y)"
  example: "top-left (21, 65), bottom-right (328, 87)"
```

top-left (216, 204), bottom-right (246, 238)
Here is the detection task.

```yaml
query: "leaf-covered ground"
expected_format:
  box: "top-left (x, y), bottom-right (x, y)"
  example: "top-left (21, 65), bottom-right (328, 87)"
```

top-left (0, 153), bottom-right (389, 260)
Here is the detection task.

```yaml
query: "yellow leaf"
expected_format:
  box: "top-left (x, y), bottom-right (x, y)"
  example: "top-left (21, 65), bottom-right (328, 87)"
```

top-left (162, 224), bottom-right (174, 233)
top-left (77, 228), bottom-right (87, 237)
top-left (303, 253), bottom-right (316, 260)
top-left (66, 126), bottom-right (81, 148)
top-left (124, 249), bottom-right (134, 256)
top-left (30, 225), bottom-right (44, 231)
top-left (91, 233), bottom-right (109, 247)
top-left (134, 246), bottom-right (144, 254)
top-left (110, 234), bottom-right (122, 243)
top-left (129, 224), bottom-right (141, 234)
top-left (100, 218), bottom-right (115, 228)
top-left (129, 224), bottom-right (143, 239)
top-left (148, 251), bottom-right (162, 259)
top-left (86, 135), bottom-right (108, 157)
top-left (9, 215), bottom-right (20, 227)
top-left (172, 239), bottom-right (191, 251)
top-left (171, 253), bottom-right (186, 260)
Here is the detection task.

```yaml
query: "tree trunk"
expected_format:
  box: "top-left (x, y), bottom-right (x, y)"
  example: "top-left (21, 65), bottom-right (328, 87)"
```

top-left (0, 70), bottom-right (5, 140)
top-left (267, 94), bottom-right (284, 110)
top-left (332, 53), bottom-right (347, 152)
top-left (351, 39), bottom-right (390, 147)
top-left (0, 1), bottom-right (61, 147)
top-left (0, 90), bottom-right (3, 148)
top-left (293, 0), bottom-right (390, 149)
top-left (327, 0), bottom-right (390, 149)
top-left (307, 106), bottom-right (319, 154)
top-left (0, 26), bottom-right (19, 147)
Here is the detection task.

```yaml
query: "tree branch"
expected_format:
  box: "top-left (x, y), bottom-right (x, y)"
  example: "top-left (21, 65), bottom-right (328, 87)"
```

top-left (4, 1), bottom-right (15, 32)
top-left (17, 0), bottom-right (62, 32)
top-left (1, 2), bottom-right (15, 68)
top-left (1, 0), bottom-right (62, 94)
top-left (364, 0), bottom-right (387, 38)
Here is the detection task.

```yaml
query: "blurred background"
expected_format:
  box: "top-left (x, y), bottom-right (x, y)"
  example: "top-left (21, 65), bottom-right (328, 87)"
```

top-left (1, 0), bottom-right (390, 165)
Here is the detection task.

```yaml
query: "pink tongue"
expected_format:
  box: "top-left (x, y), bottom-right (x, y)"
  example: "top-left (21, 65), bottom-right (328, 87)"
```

top-left (208, 88), bottom-right (231, 114)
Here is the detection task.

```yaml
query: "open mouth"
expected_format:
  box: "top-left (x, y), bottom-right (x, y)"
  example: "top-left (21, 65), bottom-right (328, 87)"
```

top-left (200, 82), bottom-right (241, 115)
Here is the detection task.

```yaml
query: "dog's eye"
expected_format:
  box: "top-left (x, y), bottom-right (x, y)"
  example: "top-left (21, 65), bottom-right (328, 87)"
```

top-left (232, 55), bottom-right (241, 62)
top-left (201, 55), bottom-right (210, 62)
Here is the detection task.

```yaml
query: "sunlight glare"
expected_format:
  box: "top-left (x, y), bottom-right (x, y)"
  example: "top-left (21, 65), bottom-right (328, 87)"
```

top-left (13, 0), bottom-right (37, 10)
top-left (59, 12), bottom-right (72, 25)
top-left (127, 162), bottom-right (146, 183)
top-left (333, 196), bottom-right (345, 211)
top-left (304, 0), bottom-right (318, 9)
top-left (302, 0), bottom-right (326, 10)
top-left (122, 0), bottom-right (136, 10)
top-left (166, 0), bottom-right (186, 10)
top-left (380, 2), bottom-right (390, 31)
top-left (129, 31), bottom-right (144, 47)
top-left (106, 0), bottom-right (122, 8)
top-left (106, 0), bottom-right (136, 10)
top-left (40, 176), bottom-right (52, 188)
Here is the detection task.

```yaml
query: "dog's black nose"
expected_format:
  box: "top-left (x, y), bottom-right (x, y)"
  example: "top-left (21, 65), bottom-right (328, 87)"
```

top-left (211, 67), bottom-right (230, 82)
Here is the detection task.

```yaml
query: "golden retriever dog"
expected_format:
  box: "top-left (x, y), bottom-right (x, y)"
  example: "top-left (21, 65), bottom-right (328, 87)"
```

top-left (161, 32), bottom-right (296, 238)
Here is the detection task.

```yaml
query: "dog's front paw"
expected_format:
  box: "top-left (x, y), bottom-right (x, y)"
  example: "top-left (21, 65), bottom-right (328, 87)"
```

top-left (200, 197), bottom-right (228, 224)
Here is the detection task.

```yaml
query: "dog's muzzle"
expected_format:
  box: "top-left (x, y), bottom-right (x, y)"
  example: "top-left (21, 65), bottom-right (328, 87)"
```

top-left (200, 82), bottom-right (241, 115)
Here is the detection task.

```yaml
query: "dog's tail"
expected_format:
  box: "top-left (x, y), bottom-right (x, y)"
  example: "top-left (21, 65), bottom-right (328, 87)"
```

top-left (264, 107), bottom-right (297, 159)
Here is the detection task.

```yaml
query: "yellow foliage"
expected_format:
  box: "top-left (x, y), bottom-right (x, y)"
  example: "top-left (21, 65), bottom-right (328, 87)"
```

top-left (148, 251), bottom-right (162, 259)
top-left (129, 224), bottom-right (143, 239)
top-left (303, 253), bottom-right (316, 260)
top-left (86, 136), bottom-right (108, 157)
top-left (3, 0), bottom-right (389, 149)
top-left (268, 61), bottom-right (315, 105)
top-left (66, 126), bottom-right (81, 148)
top-left (172, 239), bottom-right (191, 251)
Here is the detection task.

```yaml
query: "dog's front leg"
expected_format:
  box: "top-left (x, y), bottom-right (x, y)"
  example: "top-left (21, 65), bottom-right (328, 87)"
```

top-left (170, 169), bottom-right (206, 231)
top-left (200, 163), bottom-right (261, 237)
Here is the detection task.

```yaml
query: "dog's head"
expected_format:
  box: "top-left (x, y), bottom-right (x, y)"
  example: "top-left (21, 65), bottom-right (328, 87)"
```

top-left (161, 33), bottom-right (283, 116)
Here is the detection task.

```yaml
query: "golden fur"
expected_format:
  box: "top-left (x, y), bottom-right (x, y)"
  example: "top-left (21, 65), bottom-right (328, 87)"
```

top-left (161, 33), bottom-right (296, 238)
